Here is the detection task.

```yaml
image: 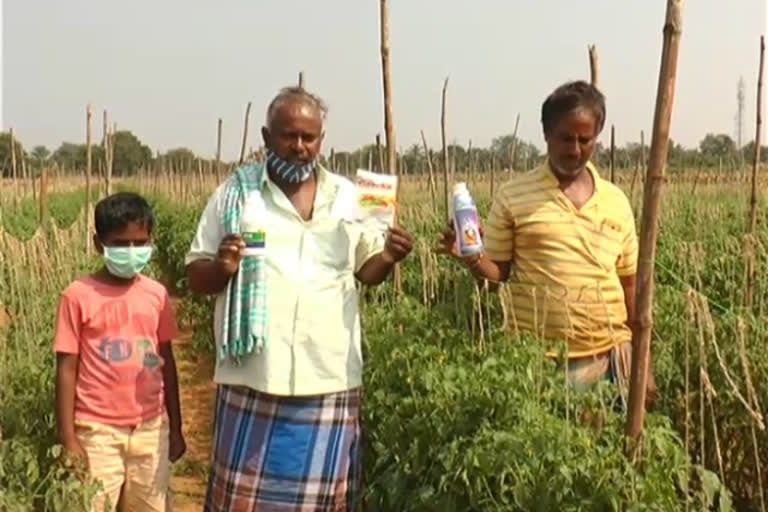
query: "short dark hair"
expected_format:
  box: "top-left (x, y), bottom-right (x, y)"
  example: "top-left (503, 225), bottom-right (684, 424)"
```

top-left (94, 192), bottom-right (155, 239)
top-left (541, 81), bottom-right (606, 136)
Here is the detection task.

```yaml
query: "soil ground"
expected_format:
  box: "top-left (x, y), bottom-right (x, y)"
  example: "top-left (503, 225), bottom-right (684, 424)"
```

top-left (167, 318), bottom-right (216, 511)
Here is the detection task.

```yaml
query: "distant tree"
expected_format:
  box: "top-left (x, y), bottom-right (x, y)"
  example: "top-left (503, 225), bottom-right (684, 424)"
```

top-left (699, 133), bottom-right (736, 158)
top-left (30, 145), bottom-right (50, 163)
top-left (111, 131), bottom-right (152, 176)
top-left (0, 132), bottom-right (27, 178)
top-left (52, 142), bottom-right (105, 172)
top-left (741, 140), bottom-right (768, 164)
top-left (160, 147), bottom-right (197, 171)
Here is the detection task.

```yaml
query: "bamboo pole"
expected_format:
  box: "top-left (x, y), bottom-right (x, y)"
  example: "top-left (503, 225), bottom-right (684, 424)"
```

top-left (239, 101), bottom-right (252, 165)
top-left (625, 0), bottom-right (686, 446)
top-left (376, 134), bottom-right (384, 173)
top-left (10, 128), bottom-right (17, 185)
top-left (379, 0), bottom-right (397, 179)
top-left (421, 130), bottom-right (437, 212)
top-left (467, 139), bottom-right (473, 186)
top-left (215, 118), bottom-right (223, 183)
top-left (748, 36), bottom-right (765, 236)
top-left (610, 125), bottom-right (616, 183)
top-left (746, 35), bottom-right (765, 310)
top-left (589, 44), bottom-right (599, 88)
top-left (39, 166), bottom-right (48, 225)
top-left (86, 105), bottom-right (93, 253)
top-left (509, 113), bottom-right (521, 170)
top-left (441, 77), bottom-right (450, 218)
top-left (379, 0), bottom-right (401, 294)
top-left (103, 110), bottom-right (112, 196)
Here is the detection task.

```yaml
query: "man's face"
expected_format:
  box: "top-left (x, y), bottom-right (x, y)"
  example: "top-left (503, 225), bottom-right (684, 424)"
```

top-left (261, 100), bottom-right (324, 166)
top-left (545, 108), bottom-right (599, 181)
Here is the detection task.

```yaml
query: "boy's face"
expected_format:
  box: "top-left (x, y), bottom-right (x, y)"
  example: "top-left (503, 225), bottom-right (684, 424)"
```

top-left (94, 221), bottom-right (152, 254)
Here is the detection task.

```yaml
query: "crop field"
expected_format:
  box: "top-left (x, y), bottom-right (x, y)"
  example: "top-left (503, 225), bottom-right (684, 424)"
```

top-left (1, 161), bottom-right (767, 511)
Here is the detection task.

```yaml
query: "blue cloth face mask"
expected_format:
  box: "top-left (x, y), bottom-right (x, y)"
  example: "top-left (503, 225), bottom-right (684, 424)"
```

top-left (266, 149), bottom-right (316, 184)
top-left (103, 246), bottom-right (153, 279)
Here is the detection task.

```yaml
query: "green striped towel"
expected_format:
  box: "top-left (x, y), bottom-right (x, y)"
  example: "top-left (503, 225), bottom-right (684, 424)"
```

top-left (219, 163), bottom-right (267, 365)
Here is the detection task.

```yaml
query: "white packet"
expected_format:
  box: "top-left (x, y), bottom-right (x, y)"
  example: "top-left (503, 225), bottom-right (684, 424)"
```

top-left (353, 169), bottom-right (398, 230)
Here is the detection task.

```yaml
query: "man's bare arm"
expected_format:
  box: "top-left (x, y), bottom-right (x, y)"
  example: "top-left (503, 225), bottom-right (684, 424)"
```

top-left (620, 274), bottom-right (637, 329)
top-left (464, 255), bottom-right (513, 283)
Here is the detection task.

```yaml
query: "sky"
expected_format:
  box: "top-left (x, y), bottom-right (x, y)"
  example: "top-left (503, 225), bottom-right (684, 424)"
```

top-left (3, 1), bottom-right (767, 161)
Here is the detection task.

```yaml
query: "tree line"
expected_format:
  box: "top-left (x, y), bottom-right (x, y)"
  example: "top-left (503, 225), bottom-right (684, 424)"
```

top-left (0, 129), bottom-right (765, 179)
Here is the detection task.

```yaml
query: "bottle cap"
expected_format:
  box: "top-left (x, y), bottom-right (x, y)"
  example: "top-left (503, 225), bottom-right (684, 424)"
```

top-left (453, 182), bottom-right (468, 195)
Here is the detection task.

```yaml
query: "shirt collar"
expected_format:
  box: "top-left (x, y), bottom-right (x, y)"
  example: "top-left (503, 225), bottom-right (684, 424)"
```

top-left (542, 159), bottom-right (602, 192)
top-left (261, 162), bottom-right (338, 212)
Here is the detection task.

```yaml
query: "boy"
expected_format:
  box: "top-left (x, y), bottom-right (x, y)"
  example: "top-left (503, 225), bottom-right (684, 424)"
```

top-left (54, 192), bottom-right (185, 511)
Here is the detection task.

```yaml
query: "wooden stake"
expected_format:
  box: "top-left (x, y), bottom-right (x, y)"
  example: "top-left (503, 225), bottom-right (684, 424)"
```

top-left (748, 36), bottom-right (765, 236)
top-left (509, 113), bottom-right (520, 170)
top-left (379, 0), bottom-right (402, 294)
top-left (216, 118), bottom-right (223, 183)
top-left (39, 166), bottom-right (48, 225)
top-left (103, 110), bottom-right (112, 196)
top-left (746, 35), bottom-right (765, 309)
top-left (589, 45), bottom-right (599, 88)
top-left (379, 0), bottom-right (397, 179)
top-left (625, 0), bottom-right (686, 446)
top-left (9, 128), bottom-right (17, 184)
top-left (239, 102), bottom-right (252, 165)
top-left (420, 129), bottom-right (437, 212)
top-left (376, 134), bottom-right (384, 173)
top-left (467, 139), bottom-right (473, 186)
top-left (610, 124), bottom-right (616, 183)
top-left (86, 105), bottom-right (93, 253)
top-left (441, 77), bottom-right (450, 218)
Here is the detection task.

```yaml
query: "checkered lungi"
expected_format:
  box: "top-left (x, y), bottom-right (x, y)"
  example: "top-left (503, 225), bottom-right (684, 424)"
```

top-left (204, 385), bottom-right (362, 512)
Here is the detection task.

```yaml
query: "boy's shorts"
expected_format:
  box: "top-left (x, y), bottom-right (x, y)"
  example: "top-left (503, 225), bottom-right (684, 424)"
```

top-left (76, 413), bottom-right (172, 512)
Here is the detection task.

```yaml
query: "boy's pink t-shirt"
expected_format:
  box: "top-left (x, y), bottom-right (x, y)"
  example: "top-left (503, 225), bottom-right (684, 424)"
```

top-left (54, 274), bottom-right (178, 426)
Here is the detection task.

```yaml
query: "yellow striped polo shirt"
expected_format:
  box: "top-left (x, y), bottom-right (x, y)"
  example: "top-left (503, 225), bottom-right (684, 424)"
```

top-left (483, 161), bottom-right (638, 358)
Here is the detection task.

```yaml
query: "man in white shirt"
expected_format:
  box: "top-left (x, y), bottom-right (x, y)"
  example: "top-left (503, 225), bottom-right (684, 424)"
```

top-left (185, 86), bottom-right (413, 511)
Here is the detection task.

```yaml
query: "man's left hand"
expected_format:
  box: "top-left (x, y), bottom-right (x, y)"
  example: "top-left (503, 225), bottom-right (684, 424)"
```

top-left (381, 226), bottom-right (414, 265)
top-left (169, 429), bottom-right (187, 463)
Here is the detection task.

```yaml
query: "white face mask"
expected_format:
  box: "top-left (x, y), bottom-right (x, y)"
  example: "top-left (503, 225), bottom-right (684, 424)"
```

top-left (103, 245), bottom-right (153, 278)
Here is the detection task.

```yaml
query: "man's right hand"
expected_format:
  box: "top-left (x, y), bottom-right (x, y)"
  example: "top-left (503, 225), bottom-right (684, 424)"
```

top-left (216, 234), bottom-right (246, 276)
top-left (435, 221), bottom-right (485, 262)
top-left (62, 438), bottom-right (89, 479)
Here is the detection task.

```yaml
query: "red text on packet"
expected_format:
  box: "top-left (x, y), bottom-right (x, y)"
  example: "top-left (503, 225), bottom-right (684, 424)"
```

top-left (356, 178), bottom-right (393, 190)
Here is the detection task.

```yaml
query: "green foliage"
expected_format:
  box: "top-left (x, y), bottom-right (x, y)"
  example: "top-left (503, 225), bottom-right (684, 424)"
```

top-left (0, 231), bottom-right (102, 510)
top-left (1, 188), bottom-right (99, 240)
top-left (359, 297), bottom-right (729, 511)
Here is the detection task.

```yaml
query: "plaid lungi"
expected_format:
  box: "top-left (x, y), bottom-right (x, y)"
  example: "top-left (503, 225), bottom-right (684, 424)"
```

top-left (204, 385), bottom-right (362, 512)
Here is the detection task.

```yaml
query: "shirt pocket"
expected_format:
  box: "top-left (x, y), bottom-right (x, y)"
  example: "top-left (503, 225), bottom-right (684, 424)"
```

top-left (307, 216), bottom-right (354, 275)
top-left (594, 217), bottom-right (625, 268)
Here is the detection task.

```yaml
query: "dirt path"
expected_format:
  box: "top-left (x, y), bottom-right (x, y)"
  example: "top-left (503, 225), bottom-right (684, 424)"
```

top-left (168, 322), bottom-right (216, 511)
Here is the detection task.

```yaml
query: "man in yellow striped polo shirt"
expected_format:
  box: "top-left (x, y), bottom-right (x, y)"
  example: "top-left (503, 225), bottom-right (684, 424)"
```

top-left (440, 80), bottom-right (655, 408)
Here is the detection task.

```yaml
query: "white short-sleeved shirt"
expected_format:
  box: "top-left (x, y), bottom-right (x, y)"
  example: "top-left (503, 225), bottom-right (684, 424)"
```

top-left (185, 165), bottom-right (385, 395)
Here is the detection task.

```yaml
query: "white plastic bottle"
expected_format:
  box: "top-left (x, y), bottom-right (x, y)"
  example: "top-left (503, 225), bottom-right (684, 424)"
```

top-left (451, 182), bottom-right (483, 257)
top-left (241, 191), bottom-right (266, 257)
